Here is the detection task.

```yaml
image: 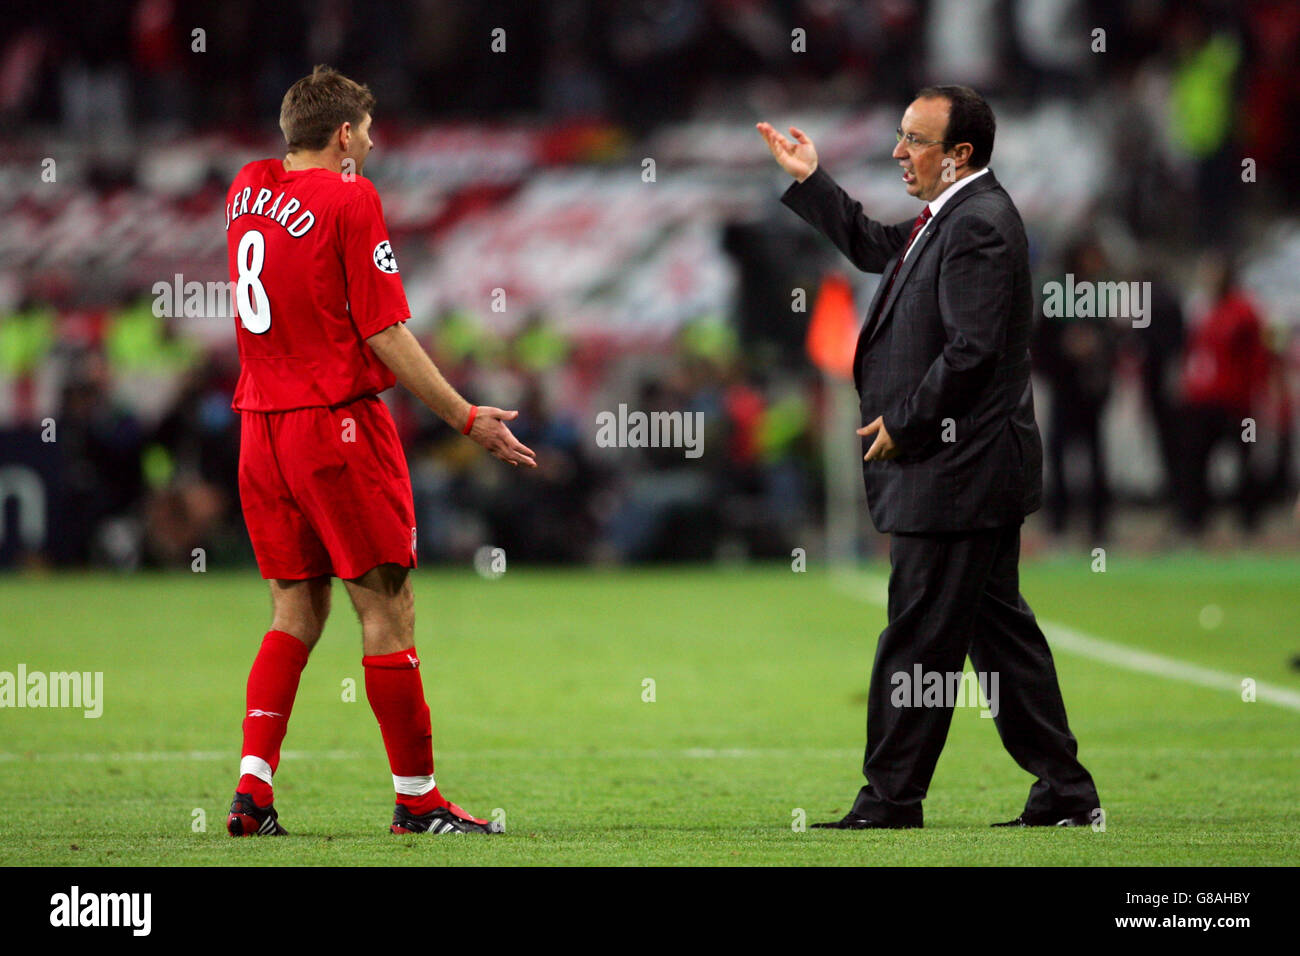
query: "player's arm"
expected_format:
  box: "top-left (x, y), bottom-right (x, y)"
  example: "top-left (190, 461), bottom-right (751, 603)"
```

top-left (758, 122), bottom-right (909, 273)
top-left (366, 323), bottom-right (537, 468)
top-left (341, 183), bottom-right (535, 468)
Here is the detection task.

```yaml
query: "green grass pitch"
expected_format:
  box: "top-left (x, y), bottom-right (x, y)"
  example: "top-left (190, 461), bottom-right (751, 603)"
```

top-left (1, 556), bottom-right (1297, 866)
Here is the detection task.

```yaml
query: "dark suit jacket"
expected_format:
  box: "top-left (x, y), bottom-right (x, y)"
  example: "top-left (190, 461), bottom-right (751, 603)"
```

top-left (782, 166), bottom-right (1042, 534)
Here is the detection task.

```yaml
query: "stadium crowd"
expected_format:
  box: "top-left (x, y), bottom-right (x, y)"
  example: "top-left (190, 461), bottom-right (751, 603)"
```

top-left (1, 0), bottom-right (1298, 567)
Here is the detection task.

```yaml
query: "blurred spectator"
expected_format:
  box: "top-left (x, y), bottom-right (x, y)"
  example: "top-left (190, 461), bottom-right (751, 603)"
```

top-left (925, 0), bottom-right (1005, 94)
top-left (722, 211), bottom-right (826, 367)
top-left (55, 351), bottom-right (147, 567)
top-left (1239, 0), bottom-right (1300, 204)
top-left (601, 370), bottom-right (720, 561)
top-left (58, 1), bottom-right (132, 142)
top-left (1011, 0), bottom-right (1091, 100)
top-left (130, 0), bottom-right (190, 128)
top-left (1169, 5), bottom-right (1244, 248)
top-left (0, 301), bottom-right (57, 425)
top-left (602, 0), bottom-right (705, 128)
top-left (1130, 268), bottom-right (1186, 503)
top-left (1177, 253), bottom-right (1271, 535)
top-left (1033, 238), bottom-right (1119, 541)
top-left (145, 352), bottom-right (242, 566)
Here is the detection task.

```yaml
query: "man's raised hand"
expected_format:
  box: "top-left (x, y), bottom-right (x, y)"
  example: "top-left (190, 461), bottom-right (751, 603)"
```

top-left (468, 407), bottom-right (537, 468)
top-left (756, 122), bottom-right (818, 182)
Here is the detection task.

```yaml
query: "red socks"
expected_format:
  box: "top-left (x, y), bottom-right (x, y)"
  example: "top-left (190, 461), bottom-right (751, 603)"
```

top-left (236, 636), bottom-right (447, 815)
top-left (238, 630), bottom-right (311, 807)
top-left (363, 647), bottom-right (448, 815)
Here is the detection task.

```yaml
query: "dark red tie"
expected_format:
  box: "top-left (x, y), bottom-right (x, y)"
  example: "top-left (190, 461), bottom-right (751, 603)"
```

top-left (870, 204), bottom-right (931, 325)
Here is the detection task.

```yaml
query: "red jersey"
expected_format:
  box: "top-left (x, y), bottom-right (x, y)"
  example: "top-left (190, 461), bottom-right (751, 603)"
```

top-left (226, 159), bottom-right (410, 411)
top-left (1183, 290), bottom-right (1269, 415)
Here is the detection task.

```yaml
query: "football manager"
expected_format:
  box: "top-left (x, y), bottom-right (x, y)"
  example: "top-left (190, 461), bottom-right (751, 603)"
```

top-left (758, 85), bottom-right (1101, 829)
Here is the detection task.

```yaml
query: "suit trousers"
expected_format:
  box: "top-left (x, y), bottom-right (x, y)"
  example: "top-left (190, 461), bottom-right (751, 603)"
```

top-left (851, 523), bottom-right (1100, 825)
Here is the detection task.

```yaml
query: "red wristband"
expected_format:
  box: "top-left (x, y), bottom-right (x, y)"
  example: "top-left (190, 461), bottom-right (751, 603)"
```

top-left (462, 405), bottom-right (478, 435)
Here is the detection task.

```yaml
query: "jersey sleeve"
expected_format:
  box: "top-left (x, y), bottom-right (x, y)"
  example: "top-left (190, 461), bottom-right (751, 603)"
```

top-left (339, 185), bottom-right (411, 339)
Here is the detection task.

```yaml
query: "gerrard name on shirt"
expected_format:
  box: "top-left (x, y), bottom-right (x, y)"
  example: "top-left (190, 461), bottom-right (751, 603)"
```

top-left (225, 185), bottom-right (317, 237)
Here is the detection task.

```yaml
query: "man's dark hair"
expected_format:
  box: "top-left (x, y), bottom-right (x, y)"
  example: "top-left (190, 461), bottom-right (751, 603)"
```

top-left (915, 84), bottom-right (996, 168)
top-left (280, 65), bottom-right (375, 152)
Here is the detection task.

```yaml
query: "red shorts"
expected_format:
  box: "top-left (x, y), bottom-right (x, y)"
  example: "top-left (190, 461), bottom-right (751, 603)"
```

top-left (238, 394), bottom-right (417, 580)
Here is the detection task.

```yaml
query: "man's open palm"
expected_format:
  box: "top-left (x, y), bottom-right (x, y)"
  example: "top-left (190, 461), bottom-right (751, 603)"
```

top-left (470, 407), bottom-right (537, 468)
top-left (756, 122), bottom-right (818, 182)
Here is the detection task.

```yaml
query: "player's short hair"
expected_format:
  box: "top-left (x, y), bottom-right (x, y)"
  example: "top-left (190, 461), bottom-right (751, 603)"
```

top-left (914, 84), bottom-right (995, 168)
top-left (279, 65), bottom-right (376, 152)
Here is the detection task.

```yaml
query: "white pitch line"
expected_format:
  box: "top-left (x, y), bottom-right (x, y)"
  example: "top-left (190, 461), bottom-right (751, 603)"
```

top-left (830, 571), bottom-right (1300, 713)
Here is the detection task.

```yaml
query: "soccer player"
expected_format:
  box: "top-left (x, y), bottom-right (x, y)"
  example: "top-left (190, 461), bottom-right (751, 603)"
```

top-left (224, 65), bottom-right (536, 837)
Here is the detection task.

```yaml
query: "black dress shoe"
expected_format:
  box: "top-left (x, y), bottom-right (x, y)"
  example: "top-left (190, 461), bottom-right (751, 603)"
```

top-left (991, 809), bottom-right (1097, 828)
top-left (812, 812), bottom-right (921, 830)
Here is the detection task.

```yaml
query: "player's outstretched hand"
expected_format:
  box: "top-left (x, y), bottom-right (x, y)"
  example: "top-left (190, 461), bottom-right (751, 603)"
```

top-left (756, 122), bottom-right (818, 182)
top-left (469, 407), bottom-right (538, 468)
